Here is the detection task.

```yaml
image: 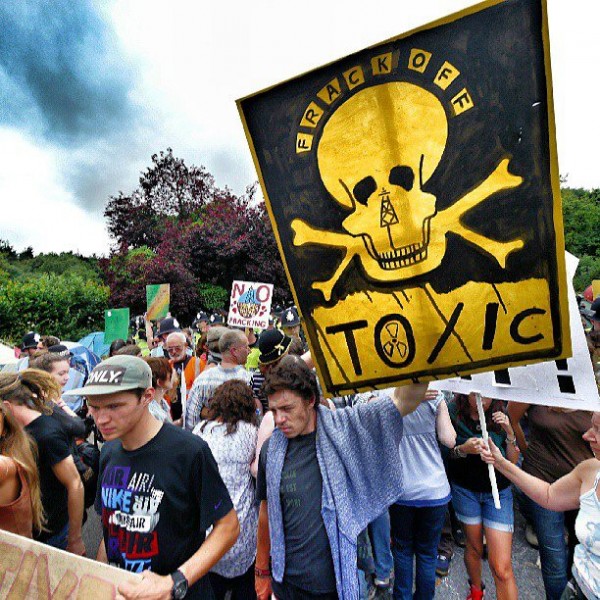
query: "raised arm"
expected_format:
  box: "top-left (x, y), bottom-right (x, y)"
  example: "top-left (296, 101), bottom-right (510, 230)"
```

top-left (480, 438), bottom-right (584, 512)
top-left (436, 399), bottom-right (456, 448)
top-left (392, 383), bottom-right (430, 416)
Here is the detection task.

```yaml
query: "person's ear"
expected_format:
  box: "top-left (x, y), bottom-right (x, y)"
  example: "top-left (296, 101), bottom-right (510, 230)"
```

top-left (141, 388), bottom-right (155, 406)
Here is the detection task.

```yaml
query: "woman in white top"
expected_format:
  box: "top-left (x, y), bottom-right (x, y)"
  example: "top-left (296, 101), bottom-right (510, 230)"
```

top-left (390, 391), bottom-right (456, 600)
top-left (481, 411), bottom-right (600, 600)
top-left (194, 379), bottom-right (259, 600)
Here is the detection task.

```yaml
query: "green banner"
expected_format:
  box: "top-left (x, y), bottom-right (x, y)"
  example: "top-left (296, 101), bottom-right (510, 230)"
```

top-left (146, 284), bottom-right (170, 320)
top-left (104, 308), bottom-right (130, 345)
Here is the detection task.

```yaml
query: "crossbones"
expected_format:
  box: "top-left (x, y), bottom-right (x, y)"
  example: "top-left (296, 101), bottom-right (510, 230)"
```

top-left (291, 82), bottom-right (524, 302)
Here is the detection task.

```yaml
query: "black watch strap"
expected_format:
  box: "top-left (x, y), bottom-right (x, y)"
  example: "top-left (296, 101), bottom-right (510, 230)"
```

top-left (171, 570), bottom-right (188, 599)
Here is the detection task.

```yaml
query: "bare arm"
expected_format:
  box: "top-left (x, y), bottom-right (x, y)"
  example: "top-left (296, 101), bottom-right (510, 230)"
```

top-left (507, 401), bottom-right (529, 452)
top-left (117, 508), bottom-right (239, 599)
top-left (0, 456), bottom-right (18, 481)
top-left (251, 412), bottom-right (274, 479)
top-left (145, 315), bottom-right (157, 350)
top-left (96, 539), bottom-right (108, 562)
top-left (436, 400), bottom-right (456, 448)
top-left (480, 439), bottom-right (584, 511)
top-left (255, 500), bottom-right (272, 600)
top-left (392, 383), bottom-right (429, 416)
top-left (52, 456), bottom-right (85, 555)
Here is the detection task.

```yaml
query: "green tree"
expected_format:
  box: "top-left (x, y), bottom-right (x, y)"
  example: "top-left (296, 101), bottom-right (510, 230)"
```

top-left (0, 274), bottom-right (109, 343)
top-left (561, 187), bottom-right (600, 291)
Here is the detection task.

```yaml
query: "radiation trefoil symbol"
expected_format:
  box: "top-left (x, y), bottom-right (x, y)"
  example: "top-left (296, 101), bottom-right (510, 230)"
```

top-left (291, 82), bottom-right (525, 302)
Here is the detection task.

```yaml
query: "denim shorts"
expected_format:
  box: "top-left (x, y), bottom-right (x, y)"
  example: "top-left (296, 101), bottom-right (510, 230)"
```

top-left (451, 483), bottom-right (514, 532)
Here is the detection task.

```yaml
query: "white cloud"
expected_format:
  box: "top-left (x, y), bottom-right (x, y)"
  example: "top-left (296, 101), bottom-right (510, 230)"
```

top-left (105, 0), bottom-right (599, 191)
top-left (0, 128), bottom-right (110, 254)
top-left (2, 0), bottom-right (599, 255)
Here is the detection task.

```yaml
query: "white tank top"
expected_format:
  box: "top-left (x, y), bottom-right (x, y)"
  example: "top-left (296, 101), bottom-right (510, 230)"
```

top-left (573, 468), bottom-right (600, 600)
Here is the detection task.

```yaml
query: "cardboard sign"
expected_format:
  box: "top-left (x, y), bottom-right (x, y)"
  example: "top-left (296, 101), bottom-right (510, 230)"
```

top-left (0, 529), bottom-right (140, 599)
top-left (104, 308), bottom-right (130, 345)
top-left (429, 254), bottom-right (600, 411)
top-left (238, 0), bottom-right (570, 396)
top-left (146, 284), bottom-right (170, 320)
top-left (227, 280), bottom-right (274, 329)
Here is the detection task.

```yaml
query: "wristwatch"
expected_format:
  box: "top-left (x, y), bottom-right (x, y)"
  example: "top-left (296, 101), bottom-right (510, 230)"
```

top-left (171, 570), bottom-right (189, 599)
top-left (452, 445), bottom-right (467, 459)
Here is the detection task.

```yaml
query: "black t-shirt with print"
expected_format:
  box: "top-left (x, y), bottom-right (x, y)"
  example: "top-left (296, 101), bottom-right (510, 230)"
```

top-left (257, 431), bottom-right (337, 596)
top-left (26, 414), bottom-right (72, 541)
top-left (95, 423), bottom-right (233, 599)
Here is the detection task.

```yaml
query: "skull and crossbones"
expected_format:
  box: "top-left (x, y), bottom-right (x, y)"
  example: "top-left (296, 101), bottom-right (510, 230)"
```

top-left (292, 82), bottom-right (524, 302)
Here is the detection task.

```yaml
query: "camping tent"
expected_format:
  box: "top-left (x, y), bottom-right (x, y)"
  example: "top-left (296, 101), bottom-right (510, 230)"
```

top-left (0, 343), bottom-right (17, 368)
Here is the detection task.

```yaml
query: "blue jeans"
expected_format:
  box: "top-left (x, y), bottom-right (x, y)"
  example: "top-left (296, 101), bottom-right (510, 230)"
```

top-left (451, 483), bottom-right (514, 532)
top-left (390, 503), bottom-right (448, 600)
top-left (517, 490), bottom-right (570, 600)
top-left (368, 510), bottom-right (394, 582)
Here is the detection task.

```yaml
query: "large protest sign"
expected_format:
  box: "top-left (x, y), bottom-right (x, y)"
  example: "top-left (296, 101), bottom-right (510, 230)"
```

top-left (146, 284), bottom-right (170, 320)
top-left (227, 280), bottom-right (274, 329)
top-left (104, 308), bottom-right (130, 345)
top-left (238, 0), bottom-right (570, 396)
top-left (430, 254), bottom-right (600, 411)
top-left (0, 529), bottom-right (140, 599)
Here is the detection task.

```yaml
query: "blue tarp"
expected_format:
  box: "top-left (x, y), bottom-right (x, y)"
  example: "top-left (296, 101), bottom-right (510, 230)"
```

top-left (77, 332), bottom-right (110, 360)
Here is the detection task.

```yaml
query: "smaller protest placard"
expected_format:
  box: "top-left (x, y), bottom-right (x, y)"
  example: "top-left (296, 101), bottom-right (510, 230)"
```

top-left (430, 254), bottom-right (600, 411)
top-left (592, 280), bottom-right (600, 301)
top-left (227, 280), bottom-right (274, 330)
top-left (104, 308), bottom-right (130, 345)
top-left (146, 284), bottom-right (170, 320)
top-left (0, 529), bottom-right (140, 599)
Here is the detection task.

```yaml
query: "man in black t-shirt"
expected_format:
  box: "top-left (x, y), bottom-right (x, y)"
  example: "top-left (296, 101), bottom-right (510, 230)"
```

top-left (66, 355), bottom-right (239, 600)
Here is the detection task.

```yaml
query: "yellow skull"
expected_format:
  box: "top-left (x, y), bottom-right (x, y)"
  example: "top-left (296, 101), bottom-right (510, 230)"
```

top-left (317, 82), bottom-right (448, 275)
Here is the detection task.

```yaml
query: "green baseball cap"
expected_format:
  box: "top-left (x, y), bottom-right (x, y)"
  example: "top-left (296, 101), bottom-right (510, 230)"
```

top-left (64, 355), bottom-right (152, 396)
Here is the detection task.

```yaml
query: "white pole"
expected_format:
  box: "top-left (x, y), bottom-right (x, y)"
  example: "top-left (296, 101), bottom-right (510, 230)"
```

top-left (475, 392), bottom-right (501, 509)
top-left (181, 372), bottom-right (187, 429)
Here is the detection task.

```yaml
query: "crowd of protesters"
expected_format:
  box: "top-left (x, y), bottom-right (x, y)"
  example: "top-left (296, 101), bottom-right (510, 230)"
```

top-left (0, 304), bottom-right (599, 600)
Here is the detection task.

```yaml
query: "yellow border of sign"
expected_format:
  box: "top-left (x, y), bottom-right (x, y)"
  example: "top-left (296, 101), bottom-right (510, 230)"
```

top-left (237, 0), bottom-right (571, 392)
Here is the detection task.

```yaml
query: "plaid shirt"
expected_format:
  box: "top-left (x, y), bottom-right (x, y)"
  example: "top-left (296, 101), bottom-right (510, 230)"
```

top-left (184, 365), bottom-right (250, 430)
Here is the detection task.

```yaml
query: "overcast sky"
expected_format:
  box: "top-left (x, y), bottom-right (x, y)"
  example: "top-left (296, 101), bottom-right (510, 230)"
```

top-left (1, 0), bottom-right (597, 256)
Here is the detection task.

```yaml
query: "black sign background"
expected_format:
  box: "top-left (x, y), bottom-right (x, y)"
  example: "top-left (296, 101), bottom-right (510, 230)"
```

top-left (239, 0), bottom-right (569, 394)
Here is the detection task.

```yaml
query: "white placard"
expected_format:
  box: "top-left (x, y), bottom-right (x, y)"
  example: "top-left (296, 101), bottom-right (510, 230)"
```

top-left (227, 280), bottom-right (274, 330)
top-left (430, 253), bottom-right (600, 411)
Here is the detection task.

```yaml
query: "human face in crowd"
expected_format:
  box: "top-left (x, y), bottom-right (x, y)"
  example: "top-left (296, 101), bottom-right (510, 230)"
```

top-left (583, 411), bottom-right (600, 459)
top-left (24, 346), bottom-right (40, 358)
top-left (269, 389), bottom-right (316, 438)
top-left (50, 359), bottom-right (71, 389)
top-left (231, 338), bottom-right (251, 366)
top-left (86, 390), bottom-right (152, 443)
top-left (165, 338), bottom-right (187, 363)
top-left (157, 369), bottom-right (177, 392)
top-left (283, 325), bottom-right (300, 339)
top-left (468, 393), bottom-right (492, 413)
